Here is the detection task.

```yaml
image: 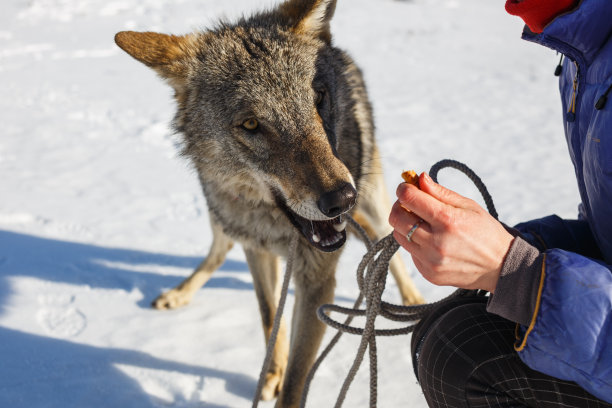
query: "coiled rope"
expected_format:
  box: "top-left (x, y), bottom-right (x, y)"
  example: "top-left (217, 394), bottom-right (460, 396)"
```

top-left (252, 159), bottom-right (497, 408)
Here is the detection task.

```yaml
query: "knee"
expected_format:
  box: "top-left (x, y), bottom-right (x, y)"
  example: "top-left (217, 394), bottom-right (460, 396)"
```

top-left (413, 303), bottom-right (487, 380)
top-left (412, 302), bottom-right (515, 407)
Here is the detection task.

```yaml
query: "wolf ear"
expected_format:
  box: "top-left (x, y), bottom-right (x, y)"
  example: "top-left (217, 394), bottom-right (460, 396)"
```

top-left (279, 0), bottom-right (337, 43)
top-left (114, 31), bottom-right (198, 86)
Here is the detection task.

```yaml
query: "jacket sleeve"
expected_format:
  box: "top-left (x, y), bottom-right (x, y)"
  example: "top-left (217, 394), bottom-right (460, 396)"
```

top-left (515, 249), bottom-right (612, 404)
top-left (513, 214), bottom-right (603, 259)
top-left (487, 215), bottom-right (612, 403)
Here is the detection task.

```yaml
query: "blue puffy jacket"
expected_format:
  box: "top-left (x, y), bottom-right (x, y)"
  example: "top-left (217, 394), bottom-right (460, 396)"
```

top-left (511, 0), bottom-right (612, 402)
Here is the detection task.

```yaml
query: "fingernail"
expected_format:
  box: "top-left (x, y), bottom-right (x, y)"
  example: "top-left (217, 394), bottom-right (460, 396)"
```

top-left (422, 172), bottom-right (432, 183)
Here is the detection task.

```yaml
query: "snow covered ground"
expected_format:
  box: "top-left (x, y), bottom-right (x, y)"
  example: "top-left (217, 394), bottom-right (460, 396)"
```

top-left (0, 0), bottom-right (579, 407)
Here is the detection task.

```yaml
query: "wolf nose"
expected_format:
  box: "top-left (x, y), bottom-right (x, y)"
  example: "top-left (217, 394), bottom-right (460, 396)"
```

top-left (317, 183), bottom-right (357, 218)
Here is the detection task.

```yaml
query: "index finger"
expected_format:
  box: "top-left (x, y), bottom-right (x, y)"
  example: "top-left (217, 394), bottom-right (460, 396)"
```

top-left (395, 182), bottom-right (448, 227)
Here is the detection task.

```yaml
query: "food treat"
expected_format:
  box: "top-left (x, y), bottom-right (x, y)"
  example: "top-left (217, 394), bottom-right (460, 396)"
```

top-left (401, 170), bottom-right (419, 187)
top-left (400, 170), bottom-right (419, 213)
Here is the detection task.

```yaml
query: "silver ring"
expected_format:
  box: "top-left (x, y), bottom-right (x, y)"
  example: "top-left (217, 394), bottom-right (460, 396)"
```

top-left (405, 220), bottom-right (423, 242)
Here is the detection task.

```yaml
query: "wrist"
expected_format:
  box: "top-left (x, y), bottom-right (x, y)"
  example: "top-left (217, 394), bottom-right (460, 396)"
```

top-left (483, 231), bottom-right (514, 293)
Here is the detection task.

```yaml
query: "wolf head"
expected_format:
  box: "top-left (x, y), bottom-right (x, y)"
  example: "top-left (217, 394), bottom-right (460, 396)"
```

top-left (115, 0), bottom-right (364, 252)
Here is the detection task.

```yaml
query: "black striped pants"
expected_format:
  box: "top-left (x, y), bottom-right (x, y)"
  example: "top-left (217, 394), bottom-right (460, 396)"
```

top-left (411, 296), bottom-right (612, 408)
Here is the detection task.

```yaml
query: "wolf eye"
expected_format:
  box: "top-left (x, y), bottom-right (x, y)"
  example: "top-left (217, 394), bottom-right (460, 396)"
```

top-left (315, 90), bottom-right (325, 106)
top-left (242, 118), bottom-right (259, 131)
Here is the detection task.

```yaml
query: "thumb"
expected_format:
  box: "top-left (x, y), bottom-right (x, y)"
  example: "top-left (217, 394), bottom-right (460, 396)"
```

top-left (419, 172), bottom-right (472, 209)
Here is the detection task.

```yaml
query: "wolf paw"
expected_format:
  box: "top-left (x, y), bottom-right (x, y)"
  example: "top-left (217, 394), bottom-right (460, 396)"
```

top-left (151, 289), bottom-right (193, 310)
top-left (261, 370), bottom-right (283, 401)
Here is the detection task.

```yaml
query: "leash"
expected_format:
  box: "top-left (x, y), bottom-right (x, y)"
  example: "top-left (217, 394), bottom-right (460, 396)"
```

top-left (252, 159), bottom-right (497, 407)
top-left (251, 235), bottom-right (299, 408)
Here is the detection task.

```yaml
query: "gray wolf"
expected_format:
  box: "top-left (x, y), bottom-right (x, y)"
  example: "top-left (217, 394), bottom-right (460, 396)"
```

top-left (115, 0), bottom-right (423, 405)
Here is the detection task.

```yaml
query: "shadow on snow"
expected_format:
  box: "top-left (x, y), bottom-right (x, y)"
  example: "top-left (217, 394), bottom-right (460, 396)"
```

top-left (0, 229), bottom-right (251, 312)
top-left (0, 230), bottom-right (255, 406)
top-left (0, 229), bottom-right (359, 406)
top-left (0, 326), bottom-right (255, 407)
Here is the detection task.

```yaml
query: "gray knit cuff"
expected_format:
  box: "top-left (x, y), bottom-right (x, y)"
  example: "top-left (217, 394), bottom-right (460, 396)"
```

top-left (486, 237), bottom-right (544, 326)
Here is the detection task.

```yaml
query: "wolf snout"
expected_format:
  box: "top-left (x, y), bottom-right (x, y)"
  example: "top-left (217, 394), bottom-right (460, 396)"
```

top-left (317, 183), bottom-right (357, 218)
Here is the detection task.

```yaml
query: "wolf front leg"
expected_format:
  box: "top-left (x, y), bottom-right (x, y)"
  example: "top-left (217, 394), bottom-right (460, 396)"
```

top-left (244, 247), bottom-right (290, 401)
top-left (275, 252), bottom-right (338, 408)
top-left (152, 218), bottom-right (234, 309)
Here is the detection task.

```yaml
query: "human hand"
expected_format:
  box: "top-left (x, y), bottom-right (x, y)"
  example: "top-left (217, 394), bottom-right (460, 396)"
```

top-left (388, 172), bottom-right (514, 293)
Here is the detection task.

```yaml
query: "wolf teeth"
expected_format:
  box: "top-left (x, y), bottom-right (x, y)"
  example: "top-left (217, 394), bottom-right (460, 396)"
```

top-left (333, 220), bottom-right (347, 232)
top-left (312, 233), bottom-right (321, 243)
top-left (321, 234), bottom-right (342, 247)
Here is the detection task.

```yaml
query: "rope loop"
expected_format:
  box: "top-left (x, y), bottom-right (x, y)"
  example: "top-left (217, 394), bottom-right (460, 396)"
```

top-left (429, 159), bottom-right (498, 220)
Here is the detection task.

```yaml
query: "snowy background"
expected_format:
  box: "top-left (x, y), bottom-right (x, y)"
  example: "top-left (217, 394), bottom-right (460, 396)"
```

top-left (0, 0), bottom-right (579, 407)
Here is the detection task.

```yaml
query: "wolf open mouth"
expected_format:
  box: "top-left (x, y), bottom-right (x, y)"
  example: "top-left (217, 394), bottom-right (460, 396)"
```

top-left (274, 194), bottom-right (348, 252)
